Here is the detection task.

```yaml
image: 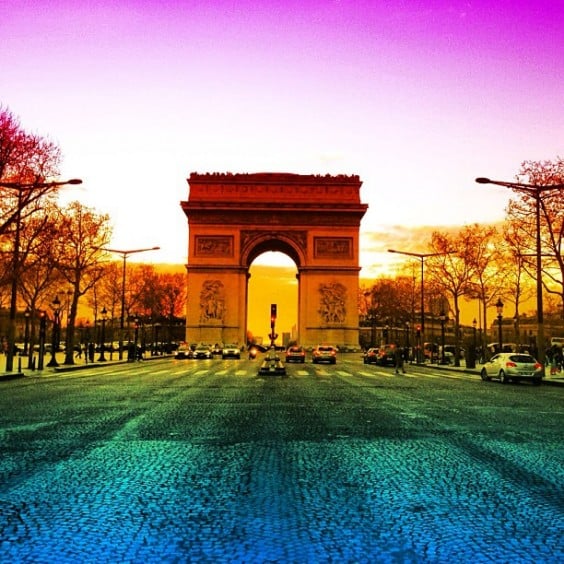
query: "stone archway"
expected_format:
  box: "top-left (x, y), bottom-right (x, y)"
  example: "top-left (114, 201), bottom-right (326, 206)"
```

top-left (180, 172), bottom-right (367, 349)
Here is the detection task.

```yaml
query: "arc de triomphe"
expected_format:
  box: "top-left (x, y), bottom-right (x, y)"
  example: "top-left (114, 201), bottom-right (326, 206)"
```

top-left (180, 172), bottom-right (367, 349)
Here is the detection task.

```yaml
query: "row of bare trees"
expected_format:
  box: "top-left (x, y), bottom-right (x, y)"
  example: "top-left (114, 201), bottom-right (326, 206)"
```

top-left (361, 157), bottom-right (563, 364)
top-left (0, 107), bottom-right (186, 366)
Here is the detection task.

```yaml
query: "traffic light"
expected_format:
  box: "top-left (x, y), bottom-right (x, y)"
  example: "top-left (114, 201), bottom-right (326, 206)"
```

top-left (270, 304), bottom-right (277, 328)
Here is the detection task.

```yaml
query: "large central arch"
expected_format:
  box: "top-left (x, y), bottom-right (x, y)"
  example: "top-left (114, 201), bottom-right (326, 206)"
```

top-left (180, 172), bottom-right (368, 349)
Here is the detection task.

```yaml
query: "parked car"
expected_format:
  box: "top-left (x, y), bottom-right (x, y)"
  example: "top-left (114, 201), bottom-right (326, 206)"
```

top-left (376, 344), bottom-right (396, 366)
top-left (363, 347), bottom-right (379, 364)
top-left (480, 352), bottom-right (543, 385)
top-left (312, 345), bottom-right (337, 364)
top-left (175, 343), bottom-right (193, 359)
top-left (286, 345), bottom-right (306, 363)
top-left (222, 344), bottom-right (241, 359)
top-left (193, 345), bottom-right (213, 359)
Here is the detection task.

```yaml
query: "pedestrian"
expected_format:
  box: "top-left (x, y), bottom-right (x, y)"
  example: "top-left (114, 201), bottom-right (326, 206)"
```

top-left (75, 344), bottom-right (82, 359)
top-left (88, 342), bottom-right (95, 363)
top-left (394, 345), bottom-right (405, 374)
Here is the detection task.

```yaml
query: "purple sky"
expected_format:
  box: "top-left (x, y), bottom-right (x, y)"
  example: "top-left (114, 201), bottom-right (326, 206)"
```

top-left (2, 0), bottom-right (563, 273)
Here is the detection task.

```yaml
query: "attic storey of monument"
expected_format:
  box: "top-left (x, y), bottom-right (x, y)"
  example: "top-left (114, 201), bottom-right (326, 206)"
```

top-left (180, 172), bottom-right (367, 348)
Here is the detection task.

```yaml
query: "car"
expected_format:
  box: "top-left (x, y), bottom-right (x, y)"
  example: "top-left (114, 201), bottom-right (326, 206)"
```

top-left (480, 352), bottom-right (543, 385)
top-left (312, 345), bottom-right (337, 364)
top-left (193, 345), bottom-right (213, 359)
top-left (376, 344), bottom-right (396, 366)
top-left (222, 344), bottom-right (241, 359)
top-left (363, 347), bottom-right (379, 364)
top-left (175, 343), bottom-right (193, 359)
top-left (286, 345), bottom-right (306, 363)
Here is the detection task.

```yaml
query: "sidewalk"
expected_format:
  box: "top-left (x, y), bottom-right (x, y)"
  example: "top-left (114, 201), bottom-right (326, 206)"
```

top-left (0, 351), bottom-right (166, 381)
top-left (418, 359), bottom-right (564, 386)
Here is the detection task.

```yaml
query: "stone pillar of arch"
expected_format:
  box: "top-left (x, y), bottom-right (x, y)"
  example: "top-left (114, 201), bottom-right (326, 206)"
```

top-left (180, 172), bottom-right (367, 349)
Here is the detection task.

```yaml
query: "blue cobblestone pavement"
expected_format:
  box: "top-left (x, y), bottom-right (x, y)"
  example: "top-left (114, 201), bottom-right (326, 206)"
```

top-left (0, 356), bottom-right (562, 563)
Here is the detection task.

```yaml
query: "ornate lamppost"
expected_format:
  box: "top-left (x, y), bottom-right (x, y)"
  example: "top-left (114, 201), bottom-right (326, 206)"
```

top-left (439, 310), bottom-right (447, 364)
top-left (37, 310), bottom-right (47, 371)
top-left (496, 298), bottom-right (504, 353)
top-left (47, 295), bottom-right (62, 367)
top-left (98, 307), bottom-right (108, 362)
top-left (23, 307), bottom-right (31, 356)
top-left (405, 321), bottom-right (410, 362)
top-left (468, 318), bottom-right (477, 369)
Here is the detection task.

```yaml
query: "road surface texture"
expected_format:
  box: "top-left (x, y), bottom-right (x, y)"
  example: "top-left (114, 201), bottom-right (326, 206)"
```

top-left (0, 356), bottom-right (562, 563)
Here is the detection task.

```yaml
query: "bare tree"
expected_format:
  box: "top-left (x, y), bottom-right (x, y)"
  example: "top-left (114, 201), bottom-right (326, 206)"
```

top-left (502, 218), bottom-right (536, 346)
top-left (426, 229), bottom-right (476, 366)
top-left (54, 201), bottom-right (112, 364)
top-left (463, 224), bottom-right (506, 351)
top-left (0, 107), bottom-right (61, 236)
top-left (506, 157), bottom-right (564, 317)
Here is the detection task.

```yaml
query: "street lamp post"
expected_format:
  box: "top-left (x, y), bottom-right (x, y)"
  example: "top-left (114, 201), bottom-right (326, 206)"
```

top-left (97, 246), bottom-right (160, 360)
top-left (23, 307), bottom-right (31, 356)
top-left (496, 298), bottom-right (504, 353)
top-left (439, 311), bottom-right (447, 364)
top-left (388, 248), bottom-right (456, 363)
top-left (0, 178), bottom-right (82, 372)
top-left (468, 318), bottom-right (477, 369)
top-left (37, 311), bottom-right (47, 371)
top-left (475, 177), bottom-right (564, 365)
top-left (98, 307), bottom-right (108, 362)
top-left (47, 295), bottom-right (62, 367)
top-left (405, 321), bottom-right (410, 361)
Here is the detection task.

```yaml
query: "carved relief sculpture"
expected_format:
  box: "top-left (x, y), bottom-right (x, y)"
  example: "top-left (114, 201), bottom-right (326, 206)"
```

top-left (200, 280), bottom-right (225, 323)
top-left (318, 282), bottom-right (347, 324)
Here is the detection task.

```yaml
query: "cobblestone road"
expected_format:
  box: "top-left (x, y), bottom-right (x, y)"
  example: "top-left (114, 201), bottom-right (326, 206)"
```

top-left (0, 357), bottom-right (563, 563)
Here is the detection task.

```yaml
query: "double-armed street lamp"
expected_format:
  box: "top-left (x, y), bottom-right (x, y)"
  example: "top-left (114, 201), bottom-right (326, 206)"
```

top-left (387, 248), bottom-right (456, 363)
top-left (97, 246), bottom-right (160, 359)
top-left (476, 177), bottom-right (563, 364)
top-left (0, 177), bottom-right (82, 372)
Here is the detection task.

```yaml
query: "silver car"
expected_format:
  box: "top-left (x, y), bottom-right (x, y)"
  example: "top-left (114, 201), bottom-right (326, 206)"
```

top-left (480, 353), bottom-right (543, 385)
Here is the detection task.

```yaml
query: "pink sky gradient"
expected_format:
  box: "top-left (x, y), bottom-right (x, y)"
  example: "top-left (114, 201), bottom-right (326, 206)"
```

top-left (2, 0), bottom-right (563, 275)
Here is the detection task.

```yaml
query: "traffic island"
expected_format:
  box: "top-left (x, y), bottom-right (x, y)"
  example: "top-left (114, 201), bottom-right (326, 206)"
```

top-left (259, 348), bottom-right (286, 376)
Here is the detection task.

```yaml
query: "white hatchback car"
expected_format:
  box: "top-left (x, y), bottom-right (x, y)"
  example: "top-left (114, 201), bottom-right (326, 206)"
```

top-left (480, 353), bottom-right (543, 385)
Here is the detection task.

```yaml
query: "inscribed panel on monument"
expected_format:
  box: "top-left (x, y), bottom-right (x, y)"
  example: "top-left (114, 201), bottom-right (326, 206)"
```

top-left (194, 236), bottom-right (233, 257)
top-left (314, 237), bottom-right (353, 259)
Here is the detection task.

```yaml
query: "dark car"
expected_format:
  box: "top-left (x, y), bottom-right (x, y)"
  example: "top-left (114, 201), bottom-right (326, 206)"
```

top-left (286, 346), bottom-right (306, 363)
top-left (363, 347), bottom-right (379, 364)
top-left (376, 345), bottom-right (396, 366)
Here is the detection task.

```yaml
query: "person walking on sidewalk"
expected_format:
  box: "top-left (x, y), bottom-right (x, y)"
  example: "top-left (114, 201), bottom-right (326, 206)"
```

top-left (394, 345), bottom-right (406, 374)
